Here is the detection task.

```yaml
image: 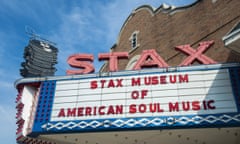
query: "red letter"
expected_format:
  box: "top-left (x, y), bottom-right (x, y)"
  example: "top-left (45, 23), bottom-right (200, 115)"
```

top-left (100, 80), bottom-right (106, 88)
top-left (85, 107), bottom-right (92, 116)
top-left (182, 101), bottom-right (190, 111)
top-left (99, 106), bottom-right (105, 115)
top-left (132, 77), bottom-right (141, 86)
top-left (175, 40), bottom-right (216, 66)
top-left (169, 75), bottom-right (177, 83)
top-left (91, 81), bottom-right (98, 89)
top-left (160, 76), bottom-right (167, 84)
top-left (107, 105), bottom-right (115, 115)
top-left (179, 74), bottom-right (188, 83)
top-left (131, 91), bottom-right (139, 99)
top-left (115, 105), bottom-right (123, 114)
top-left (108, 80), bottom-right (115, 88)
top-left (207, 100), bottom-right (216, 109)
top-left (67, 108), bottom-right (76, 117)
top-left (98, 52), bottom-right (129, 72)
top-left (203, 100), bottom-right (207, 110)
top-left (129, 104), bottom-right (136, 113)
top-left (116, 79), bottom-right (123, 87)
top-left (66, 54), bottom-right (94, 75)
top-left (192, 101), bottom-right (200, 110)
top-left (58, 108), bottom-right (65, 117)
top-left (78, 107), bottom-right (84, 116)
top-left (133, 49), bottom-right (169, 70)
top-left (152, 76), bottom-right (158, 85)
top-left (139, 104), bottom-right (147, 113)
top-left (169, 102), bottom-right (179, 112)
top-left (141, 90), bottom-right (148, 99)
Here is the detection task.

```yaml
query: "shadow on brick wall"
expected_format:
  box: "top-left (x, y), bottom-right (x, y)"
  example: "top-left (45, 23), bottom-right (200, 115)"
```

top-left (227, 51), bottom-right (240, 63)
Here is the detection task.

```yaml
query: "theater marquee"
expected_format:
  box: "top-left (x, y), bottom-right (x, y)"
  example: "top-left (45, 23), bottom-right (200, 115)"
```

top-left (53, 71), bottom-right (227, 120)
top-left (15, 63), bottom-right (239, 136)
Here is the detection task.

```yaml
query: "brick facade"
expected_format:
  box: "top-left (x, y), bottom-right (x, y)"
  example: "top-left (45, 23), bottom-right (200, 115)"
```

top-left (101, 0), bottom-right (240, 72)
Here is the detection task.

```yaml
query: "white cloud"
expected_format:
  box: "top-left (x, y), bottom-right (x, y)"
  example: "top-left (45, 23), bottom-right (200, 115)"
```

top-left (48, 3), bottom-right (108, 74)
top-left (0, 0), bottom-right (197, 76)
top-left (56, 7), bottom-right (105, 47)
top-left (48, 0), bottom-right (168, 74)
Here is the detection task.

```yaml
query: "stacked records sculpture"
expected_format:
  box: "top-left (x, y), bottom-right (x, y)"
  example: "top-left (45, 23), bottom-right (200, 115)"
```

top-left (20, 39), bottom-right (58, 77)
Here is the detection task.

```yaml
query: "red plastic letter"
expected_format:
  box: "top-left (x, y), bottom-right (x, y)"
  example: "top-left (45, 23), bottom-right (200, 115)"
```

top-left (133, 49), bottom-right (169, 70)
top-left (90, 81), bottom-right (98, 89)
top-left (58, 108), bottom-right (65, 117)
top-left (98, 52), bottom-right (129, 72)
top-left (66, 54), bottom-right (95, 75)
top-left (175, 40), bottom-right (217, 66)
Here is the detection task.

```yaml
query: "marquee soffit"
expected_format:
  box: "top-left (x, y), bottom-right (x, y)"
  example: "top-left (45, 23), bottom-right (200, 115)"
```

top-left (115, 0), bottom-right (201, 47)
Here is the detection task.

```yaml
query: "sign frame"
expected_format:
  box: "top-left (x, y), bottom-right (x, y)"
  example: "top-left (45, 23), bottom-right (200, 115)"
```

top-left (16, 63), bottom-right (240, 136)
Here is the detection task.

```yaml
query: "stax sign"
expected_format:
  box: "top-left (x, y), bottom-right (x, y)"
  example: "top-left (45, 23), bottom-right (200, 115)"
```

top-left (67, 40), bottom-right (217, 75)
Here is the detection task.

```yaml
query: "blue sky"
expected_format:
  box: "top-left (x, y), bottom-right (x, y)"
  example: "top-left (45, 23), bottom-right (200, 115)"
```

top-left (0, 0), bottom-right (196, 143)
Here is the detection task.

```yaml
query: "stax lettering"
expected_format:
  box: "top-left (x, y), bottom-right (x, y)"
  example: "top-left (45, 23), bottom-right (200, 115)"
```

top-left (91, 79), bottom-right (123, 89)
top-left (67, 40), bottom-right (216, 75)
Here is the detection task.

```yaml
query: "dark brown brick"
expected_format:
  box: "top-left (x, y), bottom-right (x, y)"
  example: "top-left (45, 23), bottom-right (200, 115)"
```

top-left (101, 0), bottom-right (240, 72)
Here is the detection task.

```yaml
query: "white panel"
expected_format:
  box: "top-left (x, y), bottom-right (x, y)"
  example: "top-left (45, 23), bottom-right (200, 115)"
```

top-left (101, 87), bottom-right (126, 94)
top-left (205, 93), bottom-right (234, 100)
top-left (213, 100), bottom-right (237, 108)
top-left (151, 89), bottom-right (178, 97)
top-left (78, 88), bottom-right (102, 95)
top-left (152, 97), bottom-right (179, 103)
top-left (55, 90), bottom-right (78, 96)
top-left (125, 91), bottom-right (152, 100)
top-left (178, 88), bottom-right (206, 96)
top-left (55, 83), bottom-right (78, 90)
top-left (151, 84), bottom-right (178, 91)
top-left (188, 74), bottom-right (204, 81)
top-left (78, 82), bottom-right (93, 89)
top-left (101, 99), bottom-right (126, 105)
top-left (178, 95), bottom-right (206, 101)
top-left (22, 86), bottom-right (36, 136)
top-left (52, 103), bottom-right (76, 109)
top-left (50, 68), bottom-right (238, 121)
top-left (101, 93), bottom-right (126, 100)
top-left (57, 80), bottom-right (79, 84)
top-left (76, 101), bottom-right (100, 107)
top-left (177, 81), bottom-right (205, 89)
top-left (204, 79), bottom-right (231, 87)
top-left (126, 111), bottom-right (153, 117)
top-left (206, 86), bottom-right (233, 94)
top-left (77, 95), bottom-right (101, 102)
top-left (126, 98), bottom-right (152, 106)
top-left (53, 96), bottom-right (77, 103)
top-left (126, 85), bottom-right (152, 92)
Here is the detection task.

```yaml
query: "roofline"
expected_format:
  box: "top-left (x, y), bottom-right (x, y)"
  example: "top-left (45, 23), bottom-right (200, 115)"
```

top-left (114, 0), bottom-right (202, 47)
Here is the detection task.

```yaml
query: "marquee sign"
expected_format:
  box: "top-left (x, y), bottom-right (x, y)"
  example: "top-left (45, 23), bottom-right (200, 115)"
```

top-left (53, 71), bottom-right (226, 120)
top-left (19, 63), bottom-right (240, 136)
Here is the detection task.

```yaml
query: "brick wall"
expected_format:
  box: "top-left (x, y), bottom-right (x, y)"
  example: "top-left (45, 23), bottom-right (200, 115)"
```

top-left (101, 0), bottom-right (240, 72)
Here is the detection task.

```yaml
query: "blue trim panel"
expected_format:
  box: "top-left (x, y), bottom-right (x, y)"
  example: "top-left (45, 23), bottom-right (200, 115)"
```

top-left (32, 80), bottom-right (56, 133)
top-left (31, 113), bottom-right (240, 135)
top-left (229, 67), bottom-right (240, 112)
